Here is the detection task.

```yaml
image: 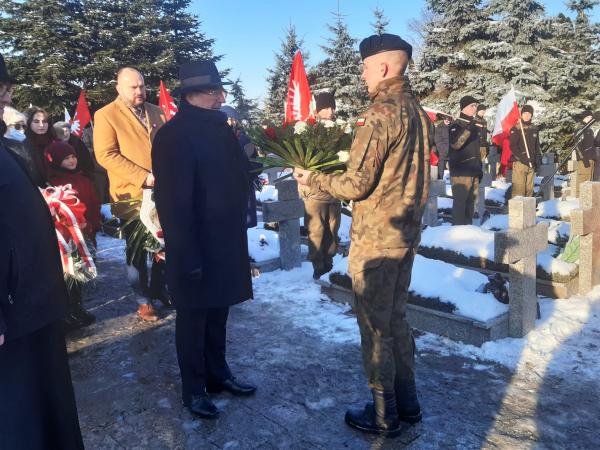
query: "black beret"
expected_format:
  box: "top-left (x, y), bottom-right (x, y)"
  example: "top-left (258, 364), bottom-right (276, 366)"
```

top-left (521, 104), bottom-right (534, 114)
top-left (314, 92), bottom-right (336, 112)
top-left (477, 104), bottom-right (487, 112)
top-left (581, 110), bottom-right (593, 120)
top-left (359, 33), bottom-right (413, 61)
top-left (460, 95), bottom-right (479, 110)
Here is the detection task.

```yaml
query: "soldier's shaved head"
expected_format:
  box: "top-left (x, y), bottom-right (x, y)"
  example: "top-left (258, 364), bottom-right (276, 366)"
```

top-left (116, 67), bottom-right (146, 107)
top-left (361, 50), bottom-right (410, 94)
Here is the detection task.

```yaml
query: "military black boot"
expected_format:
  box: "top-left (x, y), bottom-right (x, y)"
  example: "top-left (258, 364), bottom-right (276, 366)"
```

top-left (345, 389), bottom-right (402, 437)
top-left (395, 378), bottom-right (422, 424)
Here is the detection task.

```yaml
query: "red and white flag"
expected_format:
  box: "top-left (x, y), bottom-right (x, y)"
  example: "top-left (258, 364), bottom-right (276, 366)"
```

top-left (422, 106), bottom-right (440, 122)
top-left (492, 87), bottom-right (520, 146)
top-left (284, 51), bottom-right (313, 125)
top-left (159, 80), bottom-right (178, 120)
top-left (70, 90), bottom-right (91, 137)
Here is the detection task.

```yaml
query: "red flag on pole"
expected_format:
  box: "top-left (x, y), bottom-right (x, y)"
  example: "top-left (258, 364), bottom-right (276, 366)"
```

top-left (70, 90), bottom-right (91, 137)
top-left (284, 51), bottom-right (313, 125)
top-left (159, 80), bottom-right (178, 121)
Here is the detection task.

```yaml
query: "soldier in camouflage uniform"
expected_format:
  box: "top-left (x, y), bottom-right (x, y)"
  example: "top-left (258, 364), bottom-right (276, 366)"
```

top-left (295, 34), bottom-right (432, 437)
top-left (299, 92), bottom-right (342, 279)
top-left (509, 105), bottom-right (541, 198)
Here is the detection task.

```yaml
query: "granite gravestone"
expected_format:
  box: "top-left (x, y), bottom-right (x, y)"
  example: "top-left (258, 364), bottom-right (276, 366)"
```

top-left (539, 153), bottom-right (556, 201)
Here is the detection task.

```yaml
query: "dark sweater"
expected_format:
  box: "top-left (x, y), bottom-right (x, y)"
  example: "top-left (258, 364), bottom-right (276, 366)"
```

top-left (508, 121), bottom-right (541, 168)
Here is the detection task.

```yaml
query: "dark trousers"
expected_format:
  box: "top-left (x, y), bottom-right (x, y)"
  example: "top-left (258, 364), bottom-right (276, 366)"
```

top-left (175, 307), bottom-right (232, 402)
top-left (451, 175), bottom-right (479, 225)
top-left (437, 157), bottom-right (448, 179)
top-left (0, 322), bottom-right (84, 450)
top-left (123, 219), bottom-right (166, 299)
top-left (352, 249), bottom-right (416, 391)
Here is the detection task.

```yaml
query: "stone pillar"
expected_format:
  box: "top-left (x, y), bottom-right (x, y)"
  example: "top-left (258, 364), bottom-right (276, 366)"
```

top-left (430, 164), bottom-right (439, 181)
top-left (476, 172), bottom-right (493, 224)
top-left (568, 159), bottom-right (579, 198)
top-left (494, 197), bottom-right (548, 337)
top-left (423, 179), bottom-right (446, 227)
top-left (570, 182), bottom-right (600, 295)
top-left (539, 153), bottom-right (556, 201)
top-left (261, 179), bottom-right (304, 270)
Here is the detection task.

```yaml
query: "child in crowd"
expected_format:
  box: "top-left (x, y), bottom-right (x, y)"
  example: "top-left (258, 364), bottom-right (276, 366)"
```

top-left (45, 141), bottom-right (100, 330)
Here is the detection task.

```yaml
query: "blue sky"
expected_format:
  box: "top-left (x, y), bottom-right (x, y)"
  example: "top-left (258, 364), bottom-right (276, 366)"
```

top-left (191, 0), bottom-right (599, 104)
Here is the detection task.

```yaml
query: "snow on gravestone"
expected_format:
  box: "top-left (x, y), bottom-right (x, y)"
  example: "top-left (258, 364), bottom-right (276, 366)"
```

top-left (570, 182), bottom-right (600, 295)
top-left (423, 179), bottom-right (446, 227)
top-left (261, 178), bottom-right (304, 270)
top-left (539, 153), bottom-right (556, 201)
top-left (494, 197), bottom-right (548, 338)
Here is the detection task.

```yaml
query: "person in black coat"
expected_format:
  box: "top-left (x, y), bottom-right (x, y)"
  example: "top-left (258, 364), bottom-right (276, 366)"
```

top-left (449, 95), bottom-right (483, 225)
top-left (576, 111), bottom-right (597, 188)
top-left (152, 60), bottom-right (256, 420)
top-left (0, 54), bottom-right (83, 450)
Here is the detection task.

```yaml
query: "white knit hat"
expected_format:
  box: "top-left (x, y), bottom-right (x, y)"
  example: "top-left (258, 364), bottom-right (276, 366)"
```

top-left (3, 106), bottom-right (26, 126)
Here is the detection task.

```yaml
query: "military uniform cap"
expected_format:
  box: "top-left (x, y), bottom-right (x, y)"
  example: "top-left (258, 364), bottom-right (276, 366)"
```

top-left (359, 33), bottom-right (413, 61)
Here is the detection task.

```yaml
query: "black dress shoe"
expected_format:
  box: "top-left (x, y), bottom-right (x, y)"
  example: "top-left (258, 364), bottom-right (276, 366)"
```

top-left (185, 394), bottom-right (219, 419)
top-left (206, 377), bottom-right (256, 396)
top-left (152, 291), bottom-right (174, 309)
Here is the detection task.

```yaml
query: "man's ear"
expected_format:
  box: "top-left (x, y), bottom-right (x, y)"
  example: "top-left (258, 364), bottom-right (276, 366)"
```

top-left (381, 62), bottom-right (389, 78)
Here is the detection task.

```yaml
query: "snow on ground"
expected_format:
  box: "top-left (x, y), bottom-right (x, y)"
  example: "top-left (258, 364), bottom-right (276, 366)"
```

top-left (420, 224), bottom-right (577, 277)
top-left (326, 254), bottom-right (507, 322)
top-left (482, 214), bottom-right (571, 245)
top-left (537, 198), bottom-right (580, 220)
top-left (438, 197), bottom-right (453, 210)
top-left (338, 214), bottom-right (351, 242)
top-left (250, 248), bottom-right (600, 380)
top-left (247, 226), bottom-right (280, 262)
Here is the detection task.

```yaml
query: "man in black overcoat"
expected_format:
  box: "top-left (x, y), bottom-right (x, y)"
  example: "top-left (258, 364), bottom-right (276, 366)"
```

top-left (0, 54), bottom-right (84, 450)
top-left (152, 60), bottom-right (256, 419)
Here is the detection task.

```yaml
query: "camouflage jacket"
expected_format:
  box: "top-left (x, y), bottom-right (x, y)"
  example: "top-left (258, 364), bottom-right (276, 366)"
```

top-left (308, 76), bottom-right (433, 273)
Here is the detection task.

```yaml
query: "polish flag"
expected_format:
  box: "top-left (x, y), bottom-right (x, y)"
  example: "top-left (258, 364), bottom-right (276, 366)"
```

top-left (284, 51), bottom-right (313, 125)
top-left (422, 107), bottom-right (440, 122)
top-left (492, 88), bottom-right (520, 172)
top-left (158, 81), bottom-right (178, 121)
top-left (70, 90), bottom-right (91, 137)
top-left (492, 87), bottom-right (520, 146)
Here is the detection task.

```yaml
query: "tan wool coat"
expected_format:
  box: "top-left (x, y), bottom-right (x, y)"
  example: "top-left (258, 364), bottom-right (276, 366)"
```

top-left (93, 97), bottom-right (166, 215)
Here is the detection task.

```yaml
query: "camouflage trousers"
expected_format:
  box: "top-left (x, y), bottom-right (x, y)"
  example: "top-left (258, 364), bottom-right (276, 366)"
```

top-left (512, 161), bottom-right (535, 198)
top-left (451, 176), bottom-right (478, 225)
top-left (351, 247), bottom-right (417, 391)
top-left (304, 199), bottom-right (341, 275)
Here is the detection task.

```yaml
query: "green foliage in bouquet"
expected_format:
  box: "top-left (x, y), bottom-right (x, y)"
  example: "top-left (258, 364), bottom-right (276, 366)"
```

top-left (248, 120), bottom-right (352, 173)
top-left (558, 234), bottom-right (579, 264)
top-left (112, 200), bottom-right (162, 265)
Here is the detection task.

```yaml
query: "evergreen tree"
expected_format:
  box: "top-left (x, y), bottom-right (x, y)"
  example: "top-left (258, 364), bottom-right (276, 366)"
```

top-left (0, 0), bottom-right (88, 117)
top-left (371, 6), bottom-right (390, 35)
top-left (264, 24), bottom-right (308, 124)
top-left (0, 0), bottom-right (219, 116)
top-left (229, 76), bottom-right (259, 123)
top-left (310, 13), bottom-right (368, 120)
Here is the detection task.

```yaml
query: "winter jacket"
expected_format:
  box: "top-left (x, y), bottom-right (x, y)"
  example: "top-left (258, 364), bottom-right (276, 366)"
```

top-left (509, 121), bottom-right (542, 169)
top-left (448, 114), bottom-right (483, 178)
top-left (309, 76), bottom-right (432, 274)
top-left (0, 129), bottom-right (69, 341)
top-left (434, 122), bottom-right (450, 158)
top-left (93, 97), bottom-right (166, 217)
top-left (152, 100), bottom-right (253, 309)
top-left (476, 117), bottom-right (488, 148)
top-left (577, 127), bottom-right (597, 164)
top-left (21, 133), bottom-right (51, 187)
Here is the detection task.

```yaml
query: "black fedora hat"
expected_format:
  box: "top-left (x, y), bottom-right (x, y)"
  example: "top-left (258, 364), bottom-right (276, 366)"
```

top-left (172, 60), bottom-right (231, 96)
top-left (0, 54), bottom-right (17, 84)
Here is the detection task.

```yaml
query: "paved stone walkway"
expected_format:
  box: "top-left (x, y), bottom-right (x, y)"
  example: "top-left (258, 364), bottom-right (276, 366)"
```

top-left (67, 236), bottom-right (600, 449)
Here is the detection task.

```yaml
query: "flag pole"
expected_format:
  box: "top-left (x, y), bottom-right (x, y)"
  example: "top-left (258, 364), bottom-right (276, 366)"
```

top-left (512, 85), bottom-right (532, 168)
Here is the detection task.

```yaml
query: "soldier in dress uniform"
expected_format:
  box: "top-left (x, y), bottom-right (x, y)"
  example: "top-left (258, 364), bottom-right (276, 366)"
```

top-left (509, 105), bottom-right (541, 198)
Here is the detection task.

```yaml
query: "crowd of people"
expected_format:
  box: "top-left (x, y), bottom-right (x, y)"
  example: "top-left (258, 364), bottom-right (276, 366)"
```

top-left (1, 26), bottom-right (599, 447)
